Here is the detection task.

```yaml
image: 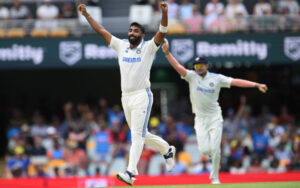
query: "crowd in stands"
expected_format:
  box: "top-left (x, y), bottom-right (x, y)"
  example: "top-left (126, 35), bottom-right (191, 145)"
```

top-left (0, 0), bottom-right (299, 36)
top-left (136, 0), bottom-right (300, 33)
top-left (4, 95), bottom-right (300, 178)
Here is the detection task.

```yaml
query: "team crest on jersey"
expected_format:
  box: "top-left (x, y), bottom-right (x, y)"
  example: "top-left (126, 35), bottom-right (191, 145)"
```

top-left (209, 82), bottom-right (214, 87)
top-left (136, 49), bottom-right (141, 54)
top-left (171, 39), bottom-right (194, 64)
top-left (284, 37), bottom-right (300, 61)
top-left (59, 41), bottom-right (82, 66)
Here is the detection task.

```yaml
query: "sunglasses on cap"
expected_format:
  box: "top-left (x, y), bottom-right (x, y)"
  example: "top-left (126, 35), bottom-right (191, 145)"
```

top-left (194, 63), bottom-right (206, 69)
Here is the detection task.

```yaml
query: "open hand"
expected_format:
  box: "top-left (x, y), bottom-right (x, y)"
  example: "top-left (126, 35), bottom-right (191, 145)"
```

top-left (162, 40), bottom-right (169, 55)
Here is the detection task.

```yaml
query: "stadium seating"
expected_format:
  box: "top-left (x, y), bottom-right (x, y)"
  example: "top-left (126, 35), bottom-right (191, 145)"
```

top-left (30, 29), bottom-right (48, 38)
top-left (50, 28), bottom-right (69, 37)
top-left (0, 29), bottom-right (4, 38)
top-left (6, 28), bottom-right (26, 38)
top-left (167, 24), bottom-right (186, 34)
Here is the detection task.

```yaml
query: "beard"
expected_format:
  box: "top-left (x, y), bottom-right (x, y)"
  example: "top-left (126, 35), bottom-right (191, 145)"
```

top-left (128, 35), bottom-right (142, 45)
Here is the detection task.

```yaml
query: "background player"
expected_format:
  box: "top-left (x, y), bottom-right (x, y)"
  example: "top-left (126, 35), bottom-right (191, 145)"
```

top-left (161, 40), bottom-right (268, 184)
top-left (78, 2), bottom-right (175, 186)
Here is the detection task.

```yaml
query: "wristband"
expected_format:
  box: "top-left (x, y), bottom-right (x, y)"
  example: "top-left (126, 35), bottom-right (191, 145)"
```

top-left (159, 24), bottom-right (168, 33)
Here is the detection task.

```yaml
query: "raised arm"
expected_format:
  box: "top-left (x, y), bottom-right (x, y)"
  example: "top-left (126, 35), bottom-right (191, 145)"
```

top-left (153, 2), bottom-right (168, 46)
top-left (162, 41), bottom-right (187, 77)
top-left (231, 78), bottom-right (268, 93)
top-left (78, 4), bottom-right (112, 45)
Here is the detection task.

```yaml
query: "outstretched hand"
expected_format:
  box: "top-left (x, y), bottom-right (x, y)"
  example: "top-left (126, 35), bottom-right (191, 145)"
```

top-left (162, 39), bottom-right (170, 55)
top-left (78, 4), bottom-right (88, 17)
top-left (257, 84), bottom-right (268, 93)
top-left (159, 1), bottom-right (168, 13)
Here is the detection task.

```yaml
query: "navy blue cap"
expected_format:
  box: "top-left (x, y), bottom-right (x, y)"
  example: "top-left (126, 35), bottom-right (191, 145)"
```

top-left (193, 57), bottom-right (208, 65)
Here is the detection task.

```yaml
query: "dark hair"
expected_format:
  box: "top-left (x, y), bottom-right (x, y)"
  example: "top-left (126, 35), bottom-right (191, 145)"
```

top-left (130, 22), bottom-right (145, 34)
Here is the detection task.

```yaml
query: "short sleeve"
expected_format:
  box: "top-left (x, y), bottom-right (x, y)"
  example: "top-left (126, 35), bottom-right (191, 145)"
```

top-left (146, 37), bottom-right (160, 54)
top-left (218, 74), bottom-right (232, 88)
top-left (181, 70), bottom-right (195, 82)
top-left (109, 35), bottom-right (124, 54)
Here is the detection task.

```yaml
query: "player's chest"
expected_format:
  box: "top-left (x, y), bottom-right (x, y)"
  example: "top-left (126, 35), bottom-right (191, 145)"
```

top-left (121, 48), bottom-right (144, 64)
top-left (192, 78), bottom-right (217, 94)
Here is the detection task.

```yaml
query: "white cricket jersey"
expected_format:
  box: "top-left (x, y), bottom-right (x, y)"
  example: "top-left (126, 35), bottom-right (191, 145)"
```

top-left (182, 70), bottom-right (232, 117)
top-left (109, 36), bottom-right (160, 93)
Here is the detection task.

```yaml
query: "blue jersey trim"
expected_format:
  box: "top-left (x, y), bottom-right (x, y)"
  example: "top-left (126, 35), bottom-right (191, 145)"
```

top-left (143, 88), bottom-right (152, 137)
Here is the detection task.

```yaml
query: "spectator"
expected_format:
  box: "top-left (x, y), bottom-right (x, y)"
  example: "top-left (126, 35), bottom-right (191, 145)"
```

top-left (274, 142), bottom-right (293, 166)
top-left (82, 111), bottom-right (98, 136)
top-left (248, 156), bottom-right (265, 173)
top-left (47, 139), bottom-right (66, 160)
top-left (30, 112), bottom-right (48, 138)
top-left (95, 98), bottom-right (109, 120)
top-left (107, 105), bottom-right (125, 127)
top-left (0, 4), bottom-right (9, 20)
top-left (68, 119), bottom-right (88, 149)
top-left (194, 156), bottom-right (211, 174)
top-left (252, 126), bottom-right (269, 158)
top-left (277, 0), bottom-right (300, 15)
top-left (204, 0), bottom-right (227, 33)
top-left (229, 160), bottom-right (246, 174)
top-left (254, 0), bottom-right (272, 16)
top-left (179, 0), bottom-right (194, 20)
top-left (267, 158), bottom-right (286, 173)
top-left (36, 0), bottom-right (59, 29)
top-left (277, 106), bottom-right (294, 125)
top-left (6, 146), bottom-right (30, 178)
top-left (277, 0), bottom-right (300, 31)
top-left (10, 0), bottom-right (31, 19)
top-left (60, 2), bottom-right (77, 18)
top-left (65, 140), bottom-right (87, 173)
top-left (225, 0), bottom-right (248, 32)
top-left (93, 118), bottom-right (112, 163)
top-left (166, 0), bottom-right (179, 23)
top-left (28, 136), bottom-right (46, 156)
top-left (182, 5), bottom-right (203, 34)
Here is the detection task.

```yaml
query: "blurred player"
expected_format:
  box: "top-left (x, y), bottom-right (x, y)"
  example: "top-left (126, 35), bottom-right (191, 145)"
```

top-left (161, 41), bottom-right (267, 184)
top-left (78, 2), bottom-right (175, 186)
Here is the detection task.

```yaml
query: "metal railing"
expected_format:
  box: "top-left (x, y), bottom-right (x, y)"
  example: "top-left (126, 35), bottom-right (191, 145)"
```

top-left (0, 15), bottom-right (299, 37)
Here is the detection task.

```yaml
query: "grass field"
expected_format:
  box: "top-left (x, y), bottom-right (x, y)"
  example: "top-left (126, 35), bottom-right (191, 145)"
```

top-left (109, 182), bottom-right (300, 188)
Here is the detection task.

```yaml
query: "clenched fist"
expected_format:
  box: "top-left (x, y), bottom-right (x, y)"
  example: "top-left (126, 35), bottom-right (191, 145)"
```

top-left (78, 4), bottom-right (89, 17)
top-left (159, 1), bottom-right (168, 13)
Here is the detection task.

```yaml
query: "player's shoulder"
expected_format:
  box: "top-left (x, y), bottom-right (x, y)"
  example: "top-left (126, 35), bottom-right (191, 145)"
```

top-left (207, 71), bottom-right (221, 78)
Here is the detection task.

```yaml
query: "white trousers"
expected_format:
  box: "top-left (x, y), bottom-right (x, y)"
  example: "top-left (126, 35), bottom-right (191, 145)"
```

top-left (122, 88), bottom-right (170, 175)
top-left (194, 114), bottom-right (223, 180)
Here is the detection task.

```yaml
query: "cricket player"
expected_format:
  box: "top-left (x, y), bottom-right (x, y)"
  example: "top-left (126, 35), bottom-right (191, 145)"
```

top-left (78, 2), bottom-right (175, 186)
top-left (162, 41), bottom-right (267, 184)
